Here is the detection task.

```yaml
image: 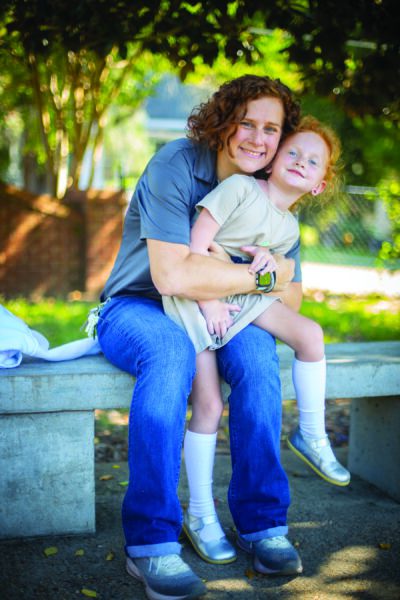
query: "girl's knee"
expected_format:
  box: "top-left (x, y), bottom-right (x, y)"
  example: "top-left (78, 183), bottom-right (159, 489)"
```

top-left (295, 320), bottom-right (324, 360)
top-left (198, 396), bottom-right (224, 420)
top-left (308, 320), bottom-right (324, 348)
top-left (190, 394), bottom-right (224, 432)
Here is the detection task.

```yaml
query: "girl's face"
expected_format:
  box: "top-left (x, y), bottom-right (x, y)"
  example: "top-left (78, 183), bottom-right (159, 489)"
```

top-left (271, 131), bottom-right (329, 196)
top-left (217, 96), bottom-right (284, 181)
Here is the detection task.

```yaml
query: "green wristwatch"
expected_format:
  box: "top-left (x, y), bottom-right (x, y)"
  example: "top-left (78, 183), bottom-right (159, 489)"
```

top-left (255, 270), bottom-right (276, 293)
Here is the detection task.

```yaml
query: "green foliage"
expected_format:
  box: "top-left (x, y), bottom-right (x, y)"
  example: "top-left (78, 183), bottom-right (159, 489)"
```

top-left (301, 294), bottom-right (400, 343)
top-left (300, 95), bottom-right (400, 187)
top-left (347, 116), bottom-right (400, 186)
top-left (250, 0), bottom-right (400, 124)
top-left (300, 246), bottom-right (386, 268)
top-left (1, 0), bottom-right (399, 194)
top-left (376, 179), bottom-right (400, 268)
top-left (185, 28), bottom-right (301, 92)
top-left (2, 297), bottom-right (96, 345)
top-left (2, 294), bottom-right (399, 347)
top-left (0, 11), bottom-right (168, 194)
top-left (102, 109), bottom-right (156, 190)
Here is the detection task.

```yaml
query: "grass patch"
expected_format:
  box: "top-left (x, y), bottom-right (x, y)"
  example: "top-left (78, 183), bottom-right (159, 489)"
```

top-left (300, 292), bottom-right (400, 342)
top-left (2, 297), bottom-right (97, 346)
top-left (2, 293), bottom-right (399, 346)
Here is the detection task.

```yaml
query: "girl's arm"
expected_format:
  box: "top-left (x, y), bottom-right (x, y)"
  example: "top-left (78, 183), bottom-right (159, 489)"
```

top-left (190, 208), bottom-right (221, 256)
top-left (190, 209), bottom-right (241, 337)
top-left (147, 206), bottom-right (296, 300)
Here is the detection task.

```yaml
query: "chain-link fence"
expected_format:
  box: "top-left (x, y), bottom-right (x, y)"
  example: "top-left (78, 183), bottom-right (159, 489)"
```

top-left (297, 186), bottom-right (393, 267)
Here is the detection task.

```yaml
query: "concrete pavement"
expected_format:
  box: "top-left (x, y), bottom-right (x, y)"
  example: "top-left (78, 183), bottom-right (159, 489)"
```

top-left (1, 447), bottom-right (399, 600)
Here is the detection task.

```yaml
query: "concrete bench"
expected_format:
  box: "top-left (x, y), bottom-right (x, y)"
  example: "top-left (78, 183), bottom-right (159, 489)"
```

top-left (0, 341), bottom-right (399, 539)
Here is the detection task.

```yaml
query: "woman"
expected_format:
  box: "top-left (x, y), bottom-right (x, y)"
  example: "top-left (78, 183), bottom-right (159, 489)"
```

top-left (96, 74), bottom-right (302, 600)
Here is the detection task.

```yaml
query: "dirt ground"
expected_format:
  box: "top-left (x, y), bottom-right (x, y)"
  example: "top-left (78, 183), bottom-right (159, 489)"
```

top-left (1, 439), bottom-right (399, 600)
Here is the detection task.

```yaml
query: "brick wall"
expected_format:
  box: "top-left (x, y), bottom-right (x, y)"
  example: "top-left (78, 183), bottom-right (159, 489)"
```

top-left (0, 184), bottom-right (126, 299)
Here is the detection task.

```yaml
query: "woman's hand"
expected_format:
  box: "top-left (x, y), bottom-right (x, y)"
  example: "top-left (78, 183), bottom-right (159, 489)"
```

top-left (240, 245), bottom-right (278, 275)
top-left (198, 299), bottom-right (241, 339)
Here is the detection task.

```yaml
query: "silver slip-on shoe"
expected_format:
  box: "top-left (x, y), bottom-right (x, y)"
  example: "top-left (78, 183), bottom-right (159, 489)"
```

top-left (183, 511), bottom-right (237, 565)
top-left (287, 426), bottom-right (351, 486)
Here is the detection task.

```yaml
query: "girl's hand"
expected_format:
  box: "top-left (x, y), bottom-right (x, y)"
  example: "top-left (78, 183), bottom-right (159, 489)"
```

top-left (198, 299), bottom-right (241, 339)
top-left (240, 244), bottom-right (278, 275)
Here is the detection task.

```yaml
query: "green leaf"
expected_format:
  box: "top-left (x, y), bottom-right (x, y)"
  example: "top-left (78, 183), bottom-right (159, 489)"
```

top-left (43, 546), bottom-right (58, 557)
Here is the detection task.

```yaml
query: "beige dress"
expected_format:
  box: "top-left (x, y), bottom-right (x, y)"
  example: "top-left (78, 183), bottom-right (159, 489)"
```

top-left (162, 174), bottom-right (299, 353)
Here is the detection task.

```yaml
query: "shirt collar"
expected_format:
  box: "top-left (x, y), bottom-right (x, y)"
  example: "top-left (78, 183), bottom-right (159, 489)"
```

top-left (193, 143), bottom-right (218, 185)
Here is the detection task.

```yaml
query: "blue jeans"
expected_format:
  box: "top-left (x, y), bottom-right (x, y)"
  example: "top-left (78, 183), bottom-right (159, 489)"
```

top-left (97, 295), bottom-right (290, 558)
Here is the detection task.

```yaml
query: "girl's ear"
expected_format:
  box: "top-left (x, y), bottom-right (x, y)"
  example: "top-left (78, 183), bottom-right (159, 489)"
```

top-left (311, 180), bottom-right (327, 196)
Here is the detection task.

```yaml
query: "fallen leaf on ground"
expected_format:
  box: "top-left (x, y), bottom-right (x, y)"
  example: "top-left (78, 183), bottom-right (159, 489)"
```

top-left (75, 549), bottom-right (85, 556)
top-left (119, 481), bottom-right (129, 486)
top-left (245, 568), bottom-right (256, 579)
top-left (106, 551), bottom-right (115, 561)
top-left (43, 546), bottom-right (58, 557)
top-left (81, 588), bottom-right (98, 597)
top-left (112, 465), bottom-right (121, 469)
top-left (99, 474), bottom-right (113, 481)
top-left (378, 542), bottom-right (392, 550)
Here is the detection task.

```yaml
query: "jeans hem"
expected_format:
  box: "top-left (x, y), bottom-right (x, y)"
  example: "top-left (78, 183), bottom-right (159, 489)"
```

top-left (239, 525), bottom-right (288, 542)
top-left (125, 542), bottom-right (182, 558)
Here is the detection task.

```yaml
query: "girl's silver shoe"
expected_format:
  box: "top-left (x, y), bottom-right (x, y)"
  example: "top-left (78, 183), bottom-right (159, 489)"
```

top-left (183, 511), bottom-right (237, 564)
top-left (287, 427), bottom-right (351, 486)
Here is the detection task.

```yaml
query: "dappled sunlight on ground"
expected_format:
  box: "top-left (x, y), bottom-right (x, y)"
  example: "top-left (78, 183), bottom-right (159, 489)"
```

top-left (206, 577), bottom-right (255, 593)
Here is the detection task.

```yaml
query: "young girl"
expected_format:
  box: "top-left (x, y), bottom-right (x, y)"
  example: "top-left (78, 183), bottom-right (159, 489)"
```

top-left (163, 116), bottom-right (350, 564)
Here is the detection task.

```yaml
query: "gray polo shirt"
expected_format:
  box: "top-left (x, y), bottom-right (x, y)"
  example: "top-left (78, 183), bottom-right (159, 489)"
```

top-left (101, 138), bottom-right (301, 301)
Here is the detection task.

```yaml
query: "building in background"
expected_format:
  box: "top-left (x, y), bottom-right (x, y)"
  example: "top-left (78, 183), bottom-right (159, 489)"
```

top-left (144, 76), bottom-right (211, 149)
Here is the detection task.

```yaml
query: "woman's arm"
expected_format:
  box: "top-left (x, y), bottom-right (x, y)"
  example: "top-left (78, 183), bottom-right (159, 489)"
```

top-left (148, 208), bottom-right (256, 299)
top-left (147, 239), bottom-right (256, 300)
top-left (148, 208), bottom-right (296, 300)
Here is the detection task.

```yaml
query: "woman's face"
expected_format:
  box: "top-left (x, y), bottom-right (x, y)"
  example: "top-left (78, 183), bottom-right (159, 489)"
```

top-left (217, 96), bottom-right (284, 181)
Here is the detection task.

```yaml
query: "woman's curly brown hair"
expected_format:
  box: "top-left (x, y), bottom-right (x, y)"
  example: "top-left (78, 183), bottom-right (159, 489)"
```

top-left (187, 74), bottom-right (300, 151)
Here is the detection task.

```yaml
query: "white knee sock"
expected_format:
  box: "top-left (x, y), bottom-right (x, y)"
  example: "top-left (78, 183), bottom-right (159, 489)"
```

top-left (184, 430), bottom-right (224, 539)
top-left (292, 356), bottom-right (327, 439)
top-left (184, 430), bottom-right (217, 517)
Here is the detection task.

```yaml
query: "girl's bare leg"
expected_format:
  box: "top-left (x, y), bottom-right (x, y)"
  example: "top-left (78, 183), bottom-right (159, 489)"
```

top-left (253, 301), bottom-right (326, 437)
top-left (253, 301), bottom-right (350, 485)
top-left (183, 350), bottom-right (234, 552)
top-left (189, 349), bottom-right (224, 434)
top-left (253, 300), bottom-right (324, 362)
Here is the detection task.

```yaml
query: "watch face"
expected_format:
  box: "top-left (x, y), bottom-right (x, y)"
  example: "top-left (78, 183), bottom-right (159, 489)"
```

top-left (258, 272), bottom-right (272, 287)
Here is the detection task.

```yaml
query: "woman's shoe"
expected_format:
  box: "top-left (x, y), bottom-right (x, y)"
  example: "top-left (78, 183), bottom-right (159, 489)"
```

top-left (237, 534), bottom-right (303, 575)
top-left (287, 427), bottom-right (351, 486)
top-left (183, 511), bottom-right (237, 564)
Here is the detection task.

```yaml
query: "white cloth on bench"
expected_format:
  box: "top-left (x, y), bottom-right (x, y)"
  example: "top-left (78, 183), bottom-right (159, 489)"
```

top-left (0, 305), bottom-right (101, 368)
